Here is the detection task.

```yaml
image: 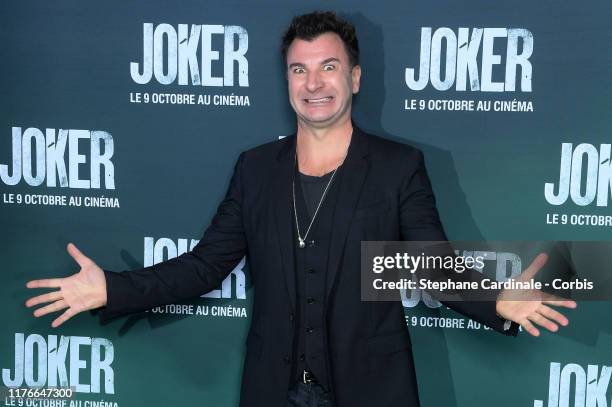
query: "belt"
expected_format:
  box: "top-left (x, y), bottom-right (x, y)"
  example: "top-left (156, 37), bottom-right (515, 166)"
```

top-left (301, 370), bottom-right (318, 384)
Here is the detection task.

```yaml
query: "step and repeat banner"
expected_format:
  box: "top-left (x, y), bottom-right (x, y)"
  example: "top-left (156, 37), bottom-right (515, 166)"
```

top-left (1, 1), bottom-right (610, 406)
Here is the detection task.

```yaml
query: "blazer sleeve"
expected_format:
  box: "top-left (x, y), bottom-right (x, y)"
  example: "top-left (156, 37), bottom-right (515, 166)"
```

top-left (399, 149), bottom-right (518, 336)
top-left (98, 153), bottom-right (248, 323)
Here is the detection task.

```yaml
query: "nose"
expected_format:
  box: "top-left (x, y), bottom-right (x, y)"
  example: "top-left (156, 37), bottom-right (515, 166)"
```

top-left (305, 70), bottom-right (323, 93)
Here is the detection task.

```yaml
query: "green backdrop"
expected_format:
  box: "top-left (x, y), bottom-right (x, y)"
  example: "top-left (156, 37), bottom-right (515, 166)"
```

top-left (1, 1), bottom-right (610, 406)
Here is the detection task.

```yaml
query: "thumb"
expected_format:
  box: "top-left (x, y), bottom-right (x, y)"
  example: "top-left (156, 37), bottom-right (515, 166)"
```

top-left (66, 243), bottom-right (91, 268)
top-left (520, 252), bottom-right (548, 281)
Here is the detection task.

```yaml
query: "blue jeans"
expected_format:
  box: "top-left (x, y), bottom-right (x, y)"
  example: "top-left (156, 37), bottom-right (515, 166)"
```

top-left (286, 381), bottom-right (333, 407)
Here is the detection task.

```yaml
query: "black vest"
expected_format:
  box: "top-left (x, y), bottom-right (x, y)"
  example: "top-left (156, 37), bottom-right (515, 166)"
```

top-left (290, 166), bottom-right (343, 390)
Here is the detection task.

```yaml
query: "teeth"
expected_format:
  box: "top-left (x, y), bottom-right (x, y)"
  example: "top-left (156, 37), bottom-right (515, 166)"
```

top-left (306, 97), bottom-right (332, 103)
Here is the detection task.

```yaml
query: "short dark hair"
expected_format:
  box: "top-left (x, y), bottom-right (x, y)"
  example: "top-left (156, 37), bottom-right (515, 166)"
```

top-left (281, 11), bottom-right (360, 67)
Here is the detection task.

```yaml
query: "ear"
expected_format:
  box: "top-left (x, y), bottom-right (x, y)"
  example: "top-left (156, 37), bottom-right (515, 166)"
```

top-left (351, 65), bottom-right (362, 94)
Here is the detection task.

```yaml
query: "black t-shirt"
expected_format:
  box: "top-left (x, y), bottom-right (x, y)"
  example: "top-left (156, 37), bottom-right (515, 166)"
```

top-left (299, 170), bottom-right (335, 220)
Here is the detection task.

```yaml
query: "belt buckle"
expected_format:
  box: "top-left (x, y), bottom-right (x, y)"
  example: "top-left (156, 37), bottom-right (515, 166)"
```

top-left (302, 370), bottom-right (314, 384)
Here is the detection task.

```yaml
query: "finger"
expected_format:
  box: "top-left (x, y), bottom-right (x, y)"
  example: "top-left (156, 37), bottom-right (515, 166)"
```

top-left (67, 243), bottom-right (92, 268)
top-left (538, 305), bottom-right (569, 326)
top-left (542, 297), bottom-right (577, 309)
top-left (26, 279), bottom-right (63, 289)
top-left (520, 319), bottom-right (540, 337)
top-left (52, 308), bottom-right (77, 328)
top-left (528, 312), bottom-right (559, 333)
top-left (520, 253), bottom-right (548, 280)
top-left (26, 291), bottom-right (63, 307)
top-left (33, 300), bottom-right (68, 318)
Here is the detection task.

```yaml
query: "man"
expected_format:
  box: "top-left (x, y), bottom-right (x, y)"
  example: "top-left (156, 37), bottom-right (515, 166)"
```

top-left (25, 11), bottom-right (575, 407)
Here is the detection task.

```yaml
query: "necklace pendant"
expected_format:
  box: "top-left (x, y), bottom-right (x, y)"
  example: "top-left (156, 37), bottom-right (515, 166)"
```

top-left (298, 239), bottom-right (306, 248)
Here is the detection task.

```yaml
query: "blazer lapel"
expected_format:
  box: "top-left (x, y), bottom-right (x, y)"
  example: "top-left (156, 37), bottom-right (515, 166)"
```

top-left (325, 127), bottom-right (370, 299)
top-left (272, 136), bottom-right (297, 311)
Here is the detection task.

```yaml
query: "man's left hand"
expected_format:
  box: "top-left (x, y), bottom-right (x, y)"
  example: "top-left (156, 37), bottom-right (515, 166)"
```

top-left (495, 253), bottom-right (577, 336)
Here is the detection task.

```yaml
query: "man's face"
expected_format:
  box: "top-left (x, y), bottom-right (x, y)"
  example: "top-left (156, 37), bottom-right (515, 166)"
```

top-left (286, 32), bottom-right (361, 129)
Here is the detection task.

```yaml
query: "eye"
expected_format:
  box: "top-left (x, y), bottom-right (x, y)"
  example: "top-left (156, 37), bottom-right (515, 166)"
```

top-left (323, 64), bottom-right (336, 71)
top-left (292, 67), bottom-right (305, 74)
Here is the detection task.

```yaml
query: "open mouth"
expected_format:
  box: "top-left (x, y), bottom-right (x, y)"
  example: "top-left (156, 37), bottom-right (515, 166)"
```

top-left (304, 96), bottom-right (333, 104)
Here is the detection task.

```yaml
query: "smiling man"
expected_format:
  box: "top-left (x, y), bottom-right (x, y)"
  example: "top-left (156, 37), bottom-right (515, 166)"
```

top-left (26, 11), bottom-right (576, 407)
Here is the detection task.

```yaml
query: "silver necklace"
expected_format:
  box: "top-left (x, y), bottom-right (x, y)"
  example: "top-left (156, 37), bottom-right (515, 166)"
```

top-left (292, 166), bottom-right (339, 248)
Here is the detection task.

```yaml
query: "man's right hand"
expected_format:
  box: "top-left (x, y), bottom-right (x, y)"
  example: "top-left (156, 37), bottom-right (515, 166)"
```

top-left (25, 243), bottom-right (108, 328)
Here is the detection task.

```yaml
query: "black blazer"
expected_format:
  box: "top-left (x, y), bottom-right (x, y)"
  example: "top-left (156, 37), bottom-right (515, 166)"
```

top-left (100, 127), bottom-right (516, 407)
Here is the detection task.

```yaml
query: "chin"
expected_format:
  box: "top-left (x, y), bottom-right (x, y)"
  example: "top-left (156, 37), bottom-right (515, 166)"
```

top-left (305, 118), bottom-right (342, 129)
top-left (301, 110), bottom-right (342, 124)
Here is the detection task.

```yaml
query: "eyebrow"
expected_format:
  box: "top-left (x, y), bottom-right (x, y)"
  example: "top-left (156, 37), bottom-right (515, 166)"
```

top-left (288, 57), bottom-right (341, 69)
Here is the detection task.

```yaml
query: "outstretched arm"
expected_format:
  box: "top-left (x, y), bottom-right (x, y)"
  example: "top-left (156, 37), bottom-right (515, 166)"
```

top-left (26, 152), bottom-right (248, 326)
top-left (399, 149), bottom-right (576, 336)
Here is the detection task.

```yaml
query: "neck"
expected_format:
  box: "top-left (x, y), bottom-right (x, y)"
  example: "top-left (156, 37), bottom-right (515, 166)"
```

top-left (296, 117), bottom-right (353, 176)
